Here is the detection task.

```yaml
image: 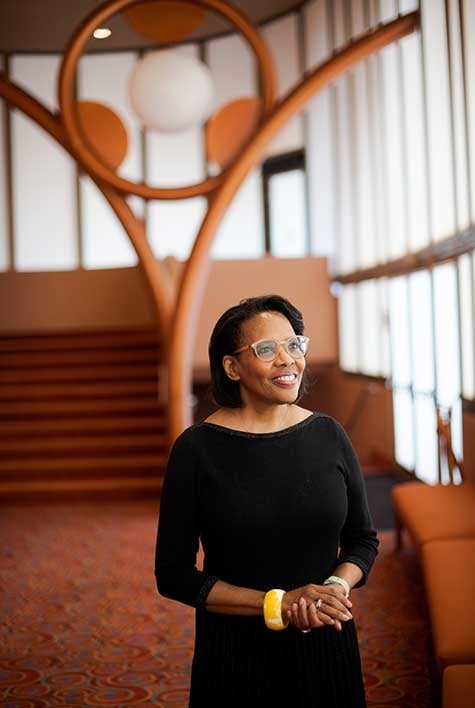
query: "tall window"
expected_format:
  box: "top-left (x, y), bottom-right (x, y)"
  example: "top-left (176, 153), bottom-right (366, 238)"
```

top-left (327, 0), bottom-right (475, 482)
top-left (338, 262), bottom-right (468, 483)
top-left (262, 150), bottom-right (309, 258)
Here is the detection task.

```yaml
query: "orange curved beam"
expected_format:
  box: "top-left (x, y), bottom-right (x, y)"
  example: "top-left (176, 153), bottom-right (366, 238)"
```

top-left (168, 12), bottom-right (420, 442)
top-left (57, 0), bottom-right (277, 200)
top-left (0, 74), bottom-right (174, 333)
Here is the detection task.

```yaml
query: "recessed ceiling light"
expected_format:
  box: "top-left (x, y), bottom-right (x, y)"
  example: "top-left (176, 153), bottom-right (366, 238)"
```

top-left (93, 28), bottom-right (112, 39)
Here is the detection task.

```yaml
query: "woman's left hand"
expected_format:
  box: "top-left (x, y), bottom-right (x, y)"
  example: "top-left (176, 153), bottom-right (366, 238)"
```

top-left (286, 585), bottom-right (352, 633)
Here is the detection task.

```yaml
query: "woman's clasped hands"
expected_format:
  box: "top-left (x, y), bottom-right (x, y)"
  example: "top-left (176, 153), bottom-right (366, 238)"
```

top-left (281, 584), bottom-right (353, 633)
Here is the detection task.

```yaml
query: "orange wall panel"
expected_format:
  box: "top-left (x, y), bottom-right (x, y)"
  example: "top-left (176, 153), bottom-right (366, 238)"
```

top-left (0, 267), bottom-right (158, 333)
top-left (0, 257), bottom-right (337, 367)
top-left (194, 256), bottom-right (338, 372)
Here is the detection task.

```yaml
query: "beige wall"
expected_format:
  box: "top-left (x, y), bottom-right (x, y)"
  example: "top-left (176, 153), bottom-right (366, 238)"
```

top-left (0, 267), bottom-right (158, 333)
top-left (0, 257), bottom-right (338, 370)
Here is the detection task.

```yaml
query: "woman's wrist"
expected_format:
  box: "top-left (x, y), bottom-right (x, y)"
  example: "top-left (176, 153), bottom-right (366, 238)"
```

top-left (205, 580), bottom-right (266, 615)
top-left (330, 562), bottom-right (364, 592)
top-left (323, 575), bottom-right (350, 598)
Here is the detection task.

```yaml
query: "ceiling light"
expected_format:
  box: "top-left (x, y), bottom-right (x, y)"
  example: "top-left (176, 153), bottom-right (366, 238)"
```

top-left (93, 28), bottom-right (112, 40)
top-left (129, 50), bottom-right (215, 133)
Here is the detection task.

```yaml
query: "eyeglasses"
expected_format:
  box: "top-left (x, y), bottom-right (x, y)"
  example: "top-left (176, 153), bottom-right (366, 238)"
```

top-left (233, 335), bottom-right (310, 362)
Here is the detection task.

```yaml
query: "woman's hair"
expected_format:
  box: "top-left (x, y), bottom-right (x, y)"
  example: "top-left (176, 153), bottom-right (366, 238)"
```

top-left (208, 294), bottom-right (308, 408)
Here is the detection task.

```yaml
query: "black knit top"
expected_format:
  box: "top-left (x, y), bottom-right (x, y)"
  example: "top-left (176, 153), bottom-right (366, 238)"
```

top-left (155, 412), bottom-right (379, 608)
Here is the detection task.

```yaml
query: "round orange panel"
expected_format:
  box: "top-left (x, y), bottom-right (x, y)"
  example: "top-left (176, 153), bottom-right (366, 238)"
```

top-left (124, 1), bottom-right (204, 43)
top-left (76, 101), bottom-right (128, 171)
top-left (206, 97), bottom-right (261, 169)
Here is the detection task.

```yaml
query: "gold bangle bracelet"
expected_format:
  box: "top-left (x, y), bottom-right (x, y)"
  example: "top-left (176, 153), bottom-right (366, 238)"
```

top-left (263, 588), bottom-right (289, 631)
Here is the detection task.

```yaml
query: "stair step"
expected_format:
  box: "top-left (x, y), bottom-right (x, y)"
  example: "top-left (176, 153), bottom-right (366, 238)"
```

top-left (0, 364), bottom-right (159, 384)
top-left (0, 329), bottom-right (160, 353)
top-left (0, 414), bottom-right (166, 438)
top-left (0, 328), bottom-right (168, 499)
top-left (0, 476), bottom-right (164, 500)
top-left (2, 433), bottom-right (167, 458)
top-left (0, 380), bottom-right (159, 401)
top-left (1, 398), bottom-right (163, 418)
top-left (0, 454), bottom-right (167, 480)
top-left (0, 348), bottom-right (160, 368)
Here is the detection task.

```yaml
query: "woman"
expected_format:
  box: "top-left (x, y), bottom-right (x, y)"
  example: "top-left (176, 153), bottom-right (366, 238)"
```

top-left (155, 294), bottom-right (379, 707)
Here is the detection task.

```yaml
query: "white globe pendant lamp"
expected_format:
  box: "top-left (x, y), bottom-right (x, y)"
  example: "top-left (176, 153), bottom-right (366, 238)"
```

top-left (129, 49), bottom-right (215, 133)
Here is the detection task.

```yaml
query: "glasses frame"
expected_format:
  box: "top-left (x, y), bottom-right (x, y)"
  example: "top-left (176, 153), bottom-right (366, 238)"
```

top-left (232, 335), bottom-right (310, 362)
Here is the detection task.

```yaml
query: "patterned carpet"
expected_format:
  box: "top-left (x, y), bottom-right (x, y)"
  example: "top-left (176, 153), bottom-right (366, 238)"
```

top-left (0, 500), bottom-right (439, 707)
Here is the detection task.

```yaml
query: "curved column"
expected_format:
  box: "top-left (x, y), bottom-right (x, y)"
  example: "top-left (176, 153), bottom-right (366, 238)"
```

top-left (168, 12), bottom-right (420, 442)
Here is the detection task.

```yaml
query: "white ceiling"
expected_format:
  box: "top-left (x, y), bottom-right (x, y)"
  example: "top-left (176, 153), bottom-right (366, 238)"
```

top-left (0, 0), bottom-right (306, 53)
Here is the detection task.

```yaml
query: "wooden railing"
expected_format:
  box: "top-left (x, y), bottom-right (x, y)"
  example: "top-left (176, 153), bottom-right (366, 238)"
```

top-left (436, 404), bottom-right (464, 484)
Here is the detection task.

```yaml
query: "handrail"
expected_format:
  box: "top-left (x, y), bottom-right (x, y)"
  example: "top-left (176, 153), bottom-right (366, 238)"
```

top-left (436, 405), bottom-right (464, 483)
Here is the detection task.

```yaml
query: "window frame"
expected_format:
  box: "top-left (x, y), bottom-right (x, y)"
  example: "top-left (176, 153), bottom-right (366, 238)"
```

top-left (261, 148), bottom-right (309, 256)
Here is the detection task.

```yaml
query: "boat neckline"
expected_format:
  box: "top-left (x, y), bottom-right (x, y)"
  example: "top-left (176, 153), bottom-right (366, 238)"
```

top-left (198, 411), bottom-right (320, 438)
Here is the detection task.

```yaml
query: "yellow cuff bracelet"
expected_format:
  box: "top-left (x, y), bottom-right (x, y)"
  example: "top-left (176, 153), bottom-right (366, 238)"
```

top-left (263, 588), bottom-right (289, 631)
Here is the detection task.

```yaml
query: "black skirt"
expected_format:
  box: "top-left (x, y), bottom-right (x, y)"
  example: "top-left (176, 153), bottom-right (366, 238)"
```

top-left (189, 612), bottom-right (367, 707)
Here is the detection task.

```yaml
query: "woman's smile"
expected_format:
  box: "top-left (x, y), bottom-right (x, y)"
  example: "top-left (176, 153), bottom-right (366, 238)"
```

top-left (271, 371), bottom-right (299, 387)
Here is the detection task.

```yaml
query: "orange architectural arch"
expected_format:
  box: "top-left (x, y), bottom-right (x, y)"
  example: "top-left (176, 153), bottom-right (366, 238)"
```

top-left (0, 76), bottom-right (175, 335)
top-left (57, 0), bottom-right (277, 199)
top-left (0, 3), bottom-right (419, 448)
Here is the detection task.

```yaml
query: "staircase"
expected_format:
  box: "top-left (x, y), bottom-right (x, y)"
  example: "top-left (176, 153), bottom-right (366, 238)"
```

top-left (0, 328), bottom-right (168, 501)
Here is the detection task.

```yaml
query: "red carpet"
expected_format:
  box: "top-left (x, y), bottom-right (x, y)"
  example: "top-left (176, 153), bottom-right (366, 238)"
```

top-left (0, 501), bottom-right (438, 707)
